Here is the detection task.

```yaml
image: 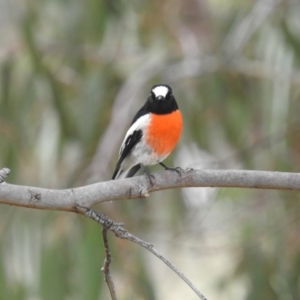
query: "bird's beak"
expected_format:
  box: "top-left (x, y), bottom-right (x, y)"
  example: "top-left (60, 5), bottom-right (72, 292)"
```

top-left (157, 96), bottom-right (164, 101)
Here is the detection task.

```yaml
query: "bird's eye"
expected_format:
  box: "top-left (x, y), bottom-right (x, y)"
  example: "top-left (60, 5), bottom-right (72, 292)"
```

top-left (151, 91), bottom-right (155, 98)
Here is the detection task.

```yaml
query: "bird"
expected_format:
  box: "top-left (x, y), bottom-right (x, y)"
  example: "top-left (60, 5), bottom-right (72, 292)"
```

top-left (112, 84), bottom-right (182, 180)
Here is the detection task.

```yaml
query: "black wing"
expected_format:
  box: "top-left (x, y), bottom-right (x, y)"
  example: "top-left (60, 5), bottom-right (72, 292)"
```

top-left (112, 99), bottom-right (150, 179)
top-left (130, 100), bottom-right (149, 125)
top-left (112, 129), bottom-right (142, 179)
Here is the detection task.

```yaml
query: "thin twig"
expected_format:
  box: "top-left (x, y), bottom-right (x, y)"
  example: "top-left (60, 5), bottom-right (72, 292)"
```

top-left (101, 227), bottom-right (117, 300)
top-left (80, 206), bottom-right (207, 300)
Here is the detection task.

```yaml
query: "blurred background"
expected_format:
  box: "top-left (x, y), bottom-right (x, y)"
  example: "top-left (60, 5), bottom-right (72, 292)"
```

top-left (1, 0), bottom-right (300, 299)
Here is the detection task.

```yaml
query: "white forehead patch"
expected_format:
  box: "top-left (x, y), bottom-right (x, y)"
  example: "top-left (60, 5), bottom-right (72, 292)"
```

top-left (152, 86), bottom-right (169, 98)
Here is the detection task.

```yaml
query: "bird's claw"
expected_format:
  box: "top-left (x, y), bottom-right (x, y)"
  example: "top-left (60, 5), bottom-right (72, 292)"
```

top-left (160, 162), bottom-right (183, 176)
top-left (144, 171), bottom-right (155, 186)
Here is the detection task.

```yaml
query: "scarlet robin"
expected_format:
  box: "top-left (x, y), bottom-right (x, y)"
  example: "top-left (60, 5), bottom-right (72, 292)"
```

top-left (112, 84), bottom-right (182, 180)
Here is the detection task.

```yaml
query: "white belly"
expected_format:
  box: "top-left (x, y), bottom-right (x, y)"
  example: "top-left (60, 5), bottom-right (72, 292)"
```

top-left (122, 140), bottom-right (169, 171)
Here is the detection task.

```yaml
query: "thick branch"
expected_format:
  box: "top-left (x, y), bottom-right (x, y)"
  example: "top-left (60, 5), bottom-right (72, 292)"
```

top-left (0, 168), bottom-right (300, 211)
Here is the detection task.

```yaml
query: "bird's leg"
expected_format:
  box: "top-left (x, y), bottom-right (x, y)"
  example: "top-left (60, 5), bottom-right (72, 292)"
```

top-left (141, 165), bottom-right (155, 186)
top-left (159, 162), bottom-right (182, 176)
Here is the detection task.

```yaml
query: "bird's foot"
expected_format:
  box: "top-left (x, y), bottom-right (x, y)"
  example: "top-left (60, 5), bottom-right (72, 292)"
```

top-left (141, 165), bottom-right (155, 186)
top-left (159, 162), bottom-right (183, 176)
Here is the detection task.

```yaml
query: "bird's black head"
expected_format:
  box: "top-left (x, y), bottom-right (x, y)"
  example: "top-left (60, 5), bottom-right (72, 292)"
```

top-left (147, 84), bottom-right (178, 114)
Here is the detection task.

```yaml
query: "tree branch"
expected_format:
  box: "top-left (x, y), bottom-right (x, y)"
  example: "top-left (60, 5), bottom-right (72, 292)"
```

top-left (2, 166), bottom-right (299, 300)
top-left (1, 168), bottom-right (300, 211)
top-left (101, 227), bottom-right (118, 300)
top-left (81, 206), bottom-right (207, 300)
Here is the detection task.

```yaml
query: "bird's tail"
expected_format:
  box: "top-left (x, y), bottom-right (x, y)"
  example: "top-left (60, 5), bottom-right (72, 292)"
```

top-left (112, 164), bottom-right (141, 180)
top-left (112, 163), bottom-right (121, 180)
top-left (126, 164), bottom-right (141, 178)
